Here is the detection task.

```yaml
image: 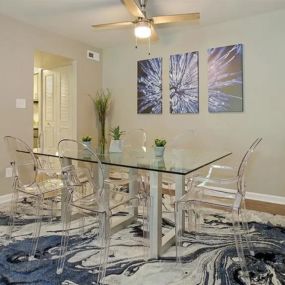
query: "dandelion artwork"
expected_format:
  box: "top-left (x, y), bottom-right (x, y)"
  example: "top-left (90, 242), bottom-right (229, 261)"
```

top-left (208, 44), bottom-right (243, 112)
top-left (170, 51), bottom-right (199, 114)
top-left (137, 57), bottom-right (162, 114)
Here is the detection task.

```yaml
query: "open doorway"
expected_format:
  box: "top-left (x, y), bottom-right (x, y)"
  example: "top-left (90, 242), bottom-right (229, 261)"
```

top-left (33, 51), bottom-right (77, 152)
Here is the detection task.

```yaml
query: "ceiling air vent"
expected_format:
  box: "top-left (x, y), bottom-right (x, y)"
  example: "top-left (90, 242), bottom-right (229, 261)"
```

top-left (87, 50), bottom-right (100, 61)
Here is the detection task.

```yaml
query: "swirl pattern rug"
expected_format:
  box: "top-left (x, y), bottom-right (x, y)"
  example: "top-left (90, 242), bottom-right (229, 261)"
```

top-left (0, 199), bottom-right (284, 285)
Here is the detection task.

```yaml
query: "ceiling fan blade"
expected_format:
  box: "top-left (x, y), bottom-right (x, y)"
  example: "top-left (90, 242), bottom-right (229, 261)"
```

top-left (152, 13), bottom-right (200, 25)
top-left (150, 25), bottom-right (159, 42)
top-left (92, 21), bottom-right (133, 30)
top-left (121, 0), bottom-right (145, 18)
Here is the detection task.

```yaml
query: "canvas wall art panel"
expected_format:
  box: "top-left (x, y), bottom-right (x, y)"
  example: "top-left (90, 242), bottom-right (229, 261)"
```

top-left (208, 44), bottom-right (243, 112)
top-left (169, 51), bottom-right (199, 114)
top-left (137, 57), bottom-right (162, 114)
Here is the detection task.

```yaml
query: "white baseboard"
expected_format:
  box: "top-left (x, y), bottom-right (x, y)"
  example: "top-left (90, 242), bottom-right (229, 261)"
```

top-left (0, 191), bottom-right (285, 205)
top-left (0, 193), bottom-right (12, 205)
top-left (246, 191), bottom-right (285, 205)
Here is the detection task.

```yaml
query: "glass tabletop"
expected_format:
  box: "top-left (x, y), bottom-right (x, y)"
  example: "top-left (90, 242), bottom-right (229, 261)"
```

top-left (34, 148), bottom-right (231, 176)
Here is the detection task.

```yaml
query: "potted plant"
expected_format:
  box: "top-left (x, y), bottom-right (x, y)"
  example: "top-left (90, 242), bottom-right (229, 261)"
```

top-left (109, 126), bottom-right (125, 153)
top-left (89, 89), bottom-right (111, 154)
top-left (82, 135), bottom-right (92, 148)
top-left (154, 139), bottom-right (167, 157)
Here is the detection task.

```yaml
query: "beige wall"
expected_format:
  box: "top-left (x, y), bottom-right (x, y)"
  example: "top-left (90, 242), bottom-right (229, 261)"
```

top-left (103, 10), bottom-right (285, 197)
top-left (0, 14), bottom-right (102, 195)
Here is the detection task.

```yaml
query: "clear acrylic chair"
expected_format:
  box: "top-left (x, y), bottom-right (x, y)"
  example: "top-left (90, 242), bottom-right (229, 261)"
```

top-left (198, 137), bottom-right (263, 217)
top-left (3, 136), bottom-right (63, 259)
top-left (167, 129), bottom-right (196, 151)
top-left (56, 139), bottom-right (149, 284)
top-left (33, 132), bottom-right (62, 176)
top-left (108, 128), bottom-right (147, 190)
top-left (33, 131), bottom-right (63, 221)
top-left (175, 138), bottom-right (262, 284)
top-left (123, 128), bottom-right (147, 153)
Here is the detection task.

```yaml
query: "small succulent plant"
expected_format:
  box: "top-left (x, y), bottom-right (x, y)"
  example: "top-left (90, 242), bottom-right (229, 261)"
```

top-left (154, 139), bottom-right (166, 147)
top-left (82, 135), bottom-right (92, 142)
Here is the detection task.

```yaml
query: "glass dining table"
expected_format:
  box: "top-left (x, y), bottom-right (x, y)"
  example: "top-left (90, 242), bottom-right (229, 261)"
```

top-left (34, 147), bottom-right (231, 259)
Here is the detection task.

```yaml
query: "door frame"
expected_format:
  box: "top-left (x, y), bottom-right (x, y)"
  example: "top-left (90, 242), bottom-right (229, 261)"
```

top-left (71, 60), bottom-right (77, 143)
top-left (37, 60), bottom-right (77, 152)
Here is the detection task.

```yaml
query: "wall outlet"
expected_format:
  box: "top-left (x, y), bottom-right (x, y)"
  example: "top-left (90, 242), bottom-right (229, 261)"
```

top-left (5, 167), bottom-right (13, 178)
top-left (16, 98), bottom-right (26, 109)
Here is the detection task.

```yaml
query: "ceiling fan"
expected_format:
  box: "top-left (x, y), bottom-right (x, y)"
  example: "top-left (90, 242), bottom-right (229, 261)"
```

top-left (92, 0), bottom-right (200, 41)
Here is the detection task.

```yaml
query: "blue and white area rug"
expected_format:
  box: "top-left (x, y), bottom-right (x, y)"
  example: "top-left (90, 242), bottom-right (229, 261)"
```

top-left (0, 198), bottom-right (284, 285)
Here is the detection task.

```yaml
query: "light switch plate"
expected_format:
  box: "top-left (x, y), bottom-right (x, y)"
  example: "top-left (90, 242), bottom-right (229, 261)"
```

top-left (5, 167), bottom-right (13, 178)
top-left (16, 98), bottom-right (26, 109)
top-left (87, 50), bottom-right (100, 61)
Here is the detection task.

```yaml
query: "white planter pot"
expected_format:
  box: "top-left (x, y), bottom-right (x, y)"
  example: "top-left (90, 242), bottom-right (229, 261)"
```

top-left (154, 146), bottom-right (165, 157)
top-left (109, 139), bottom-right (123, 153)
top-left (82, 141), bottom-right (92, 148)
top-left (82, 141), bottom-right (92, 158)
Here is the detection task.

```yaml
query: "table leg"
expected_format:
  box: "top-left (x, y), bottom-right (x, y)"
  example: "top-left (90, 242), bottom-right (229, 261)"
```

top-left (128, 168), bottom-right (138, 217)
top-left (161, 174), bottom-right (186, 254)
top-left (175, 174), bottom-right (186, 199)
top-left (149, 171), bottom-right (162, 259)
top-left (106, 166), bottom-right (137, 235)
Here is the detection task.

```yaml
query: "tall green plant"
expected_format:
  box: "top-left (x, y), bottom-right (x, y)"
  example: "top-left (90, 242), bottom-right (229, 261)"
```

top-left (89, 89), bottom-right (111, 154)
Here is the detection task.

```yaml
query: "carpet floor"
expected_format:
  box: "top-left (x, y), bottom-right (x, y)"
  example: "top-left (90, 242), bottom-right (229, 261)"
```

top-left (0, 198), bottom-right (284, 285)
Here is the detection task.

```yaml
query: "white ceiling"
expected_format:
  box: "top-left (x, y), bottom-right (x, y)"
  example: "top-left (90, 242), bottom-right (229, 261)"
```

top-left (0, 0), bottom-right (285, 48)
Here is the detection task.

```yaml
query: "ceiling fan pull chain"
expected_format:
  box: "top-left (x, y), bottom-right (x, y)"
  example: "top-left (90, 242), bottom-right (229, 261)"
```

top-left (135, 36), bottom-right (138, 49)
top-left (148, 37), bottom-right (151, 56)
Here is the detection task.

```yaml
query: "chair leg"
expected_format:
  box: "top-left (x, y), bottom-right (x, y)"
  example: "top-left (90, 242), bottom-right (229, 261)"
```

top-left (232, 210), bottom-right (250, 284)
top-left (7, 185), bottom-right (19, 241)
top-left (175, 202), bottom-right (184, 264)
top-left (191, 203), bottom-right (199, 233)
top-left (96, 212), bottom-right (111, 284)
top-left (29, 195), bottom-right (44, 260)
top-left (195, 191), bottom-right (204, 232)
top-left (57, 190), bottom-right (72, 275)
top-left (79, 210), bottom-right (86, 234)
top-left (175, 203), bottom-right (179, 263)
top-left (49, 199), bottom-right (56, 224)
top-left (142, 195), bottom-right (150, 260)
top-left (79, 185), bottom-right (87, 234)
top-left (240, 198), bottom-right (255, 256)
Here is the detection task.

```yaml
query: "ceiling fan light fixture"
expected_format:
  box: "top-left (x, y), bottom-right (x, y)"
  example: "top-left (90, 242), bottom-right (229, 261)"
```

top-left (134, 21), bottom-right (151, 39)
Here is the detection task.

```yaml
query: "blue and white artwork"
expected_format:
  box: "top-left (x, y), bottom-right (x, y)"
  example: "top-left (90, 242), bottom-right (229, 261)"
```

top-left (208, 44), bottom-right (243, 112)
top-left (137, 57), bottom-right (162, 114)
top-left (170, 52), bottom-right (199, 114)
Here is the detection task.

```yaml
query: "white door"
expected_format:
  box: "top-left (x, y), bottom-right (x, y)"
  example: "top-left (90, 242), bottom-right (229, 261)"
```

top-left (42, 65), bottom-right (74, 152)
